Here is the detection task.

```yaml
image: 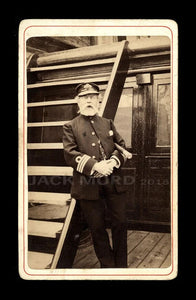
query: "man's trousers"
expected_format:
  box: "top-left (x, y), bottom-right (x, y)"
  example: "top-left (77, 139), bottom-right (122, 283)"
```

top-left (78, 180), bottom-right (127, 268)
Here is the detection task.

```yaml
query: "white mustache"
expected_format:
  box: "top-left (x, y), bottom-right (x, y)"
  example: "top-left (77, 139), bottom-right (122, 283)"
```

top-left (78, 103), bottom-right (98, 114)
top-left (84, 103), bottom-right (97, 109)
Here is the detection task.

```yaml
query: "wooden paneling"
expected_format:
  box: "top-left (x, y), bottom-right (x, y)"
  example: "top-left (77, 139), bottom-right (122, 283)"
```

top-left (114, 77), bottom-right (139, 223)
top-left (143, 157), bottom-right (170, 222)
top-left (118, 72), bottom-right (171, 230)
top-left (140, 73), bottom-right (171, 227)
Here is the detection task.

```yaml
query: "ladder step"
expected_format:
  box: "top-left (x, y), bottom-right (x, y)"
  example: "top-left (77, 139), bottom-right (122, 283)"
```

top-left (27, 121), bottom-right (69, 127)
top-left (27, 143), bottom-right (63, 149)
top-left (28, 251), bottom-right (54, 269)
top-left (28, 220), bottom-right (63, 238)
top-left (28, 166), bottom-right (73, 176)
top-left (28, 192), bottom-right (71, 205)
top-left (28, 203), bottom-right (70, 220)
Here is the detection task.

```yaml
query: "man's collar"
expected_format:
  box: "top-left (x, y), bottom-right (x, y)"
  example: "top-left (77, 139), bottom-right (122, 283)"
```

top-left (80, 114), bottom-right (98, 121)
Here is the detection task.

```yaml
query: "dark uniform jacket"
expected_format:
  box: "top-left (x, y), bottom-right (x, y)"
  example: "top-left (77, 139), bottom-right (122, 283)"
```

top-left (62, 114), bottom-right (127, 200)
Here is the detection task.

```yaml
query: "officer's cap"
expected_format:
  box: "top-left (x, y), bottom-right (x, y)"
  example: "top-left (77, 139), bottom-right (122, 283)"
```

top-left (75, 83), bottom-right (100, 97)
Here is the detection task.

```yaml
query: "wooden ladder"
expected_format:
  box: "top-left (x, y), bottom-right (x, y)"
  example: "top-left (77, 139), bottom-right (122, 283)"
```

top-left (28, 187), bottom-right (76, 269)
top-left (27, 40), bottom-right (130, 269)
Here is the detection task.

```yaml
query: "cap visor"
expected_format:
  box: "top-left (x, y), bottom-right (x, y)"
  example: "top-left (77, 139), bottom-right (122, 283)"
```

top-left (78, 91), bottom-right (99, 96)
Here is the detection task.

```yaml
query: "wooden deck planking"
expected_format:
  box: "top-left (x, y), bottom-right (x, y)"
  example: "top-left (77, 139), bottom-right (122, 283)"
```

top-left (128, 232), bottom-right (164, 268)
top-left (73, 230), bottom-right (171, 269)
top-left (127, 230), bottom-right (149, 254)
top-left (72, 230), bottom-right (135, 268)
top-left (28, 230), bottom-right (171, 269)
top-left (160, 250), bottom-right (171, 268)
top-left (137, 233), bottom-right (171, 268)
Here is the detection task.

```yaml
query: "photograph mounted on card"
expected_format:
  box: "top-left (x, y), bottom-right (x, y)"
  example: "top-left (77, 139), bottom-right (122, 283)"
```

top-left (18, 19), bottom-right (178, 280)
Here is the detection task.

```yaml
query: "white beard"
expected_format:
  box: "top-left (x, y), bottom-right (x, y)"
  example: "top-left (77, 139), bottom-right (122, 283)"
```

top-left (78, 104), bottom-right (98, 116)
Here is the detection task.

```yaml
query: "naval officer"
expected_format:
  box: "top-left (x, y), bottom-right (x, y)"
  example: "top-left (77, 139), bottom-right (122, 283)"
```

top-left (62, 83), bottom-right (128, 268)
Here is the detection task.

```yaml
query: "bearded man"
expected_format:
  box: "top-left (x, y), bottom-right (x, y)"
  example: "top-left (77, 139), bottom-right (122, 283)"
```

top-left (62, 83), bottom-right (128, 268)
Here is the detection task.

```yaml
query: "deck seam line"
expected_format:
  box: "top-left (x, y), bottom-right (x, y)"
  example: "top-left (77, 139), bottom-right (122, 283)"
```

top-left (136, 233), bottom-right (165, 268)
top-left (159, 248), bottom-right (171, 268)
top-left (127, 231), bottom-right (150, 256)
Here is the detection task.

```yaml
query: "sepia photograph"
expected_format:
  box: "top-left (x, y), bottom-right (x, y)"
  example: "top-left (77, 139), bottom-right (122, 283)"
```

top-left (18, 19), bottom-right (178, 280)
